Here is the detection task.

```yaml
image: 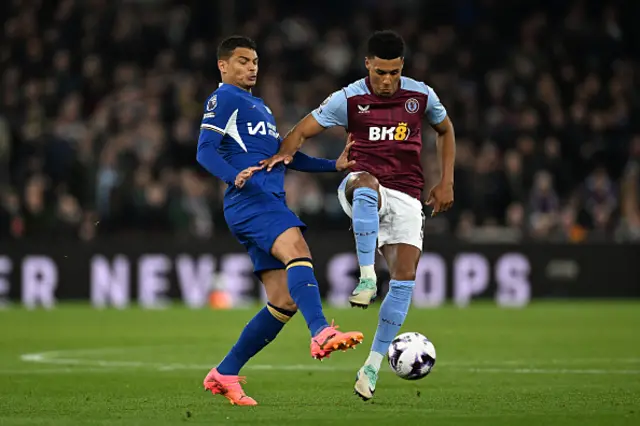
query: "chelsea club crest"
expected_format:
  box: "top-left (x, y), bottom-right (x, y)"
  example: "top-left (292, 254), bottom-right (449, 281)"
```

top-left (405, 98), bottom-right (419, 114)
top-left (207, 95), bottom-right (217, 111)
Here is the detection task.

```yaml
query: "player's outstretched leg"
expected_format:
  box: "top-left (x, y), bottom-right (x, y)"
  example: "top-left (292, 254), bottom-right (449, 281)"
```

top-left (345, 173), bottom-right (380, 309)
top-left (204, 270), bottom-right (297, 406)
top-left (272, 227), bottom-right (364, 360)
top-left (355, 244), bottom-right (419, 401)
top-left (354, 279), bottom-right (413, 400)
top-left (204, 302), bottom-right (295, 405)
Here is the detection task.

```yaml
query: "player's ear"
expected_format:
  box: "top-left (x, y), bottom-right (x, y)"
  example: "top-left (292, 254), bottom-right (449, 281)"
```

top-left (365, 57), bottom-right (371, 71)
top-left (218, 59), bottom-right (228, 74)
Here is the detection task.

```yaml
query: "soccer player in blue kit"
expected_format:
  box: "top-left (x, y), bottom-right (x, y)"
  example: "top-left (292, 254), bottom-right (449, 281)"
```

top-left (196, 36), bottom-right (364, 406)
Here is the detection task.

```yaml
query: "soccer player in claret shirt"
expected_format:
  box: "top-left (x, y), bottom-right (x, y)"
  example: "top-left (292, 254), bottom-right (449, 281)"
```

top-left (263, 30), bottom-right (456, 401)
top-left (196, 36), bottom-right (364, 406)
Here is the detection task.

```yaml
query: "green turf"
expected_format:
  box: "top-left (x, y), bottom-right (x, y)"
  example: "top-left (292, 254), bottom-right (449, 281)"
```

top-left (0, 302), bottom-right (639, 425)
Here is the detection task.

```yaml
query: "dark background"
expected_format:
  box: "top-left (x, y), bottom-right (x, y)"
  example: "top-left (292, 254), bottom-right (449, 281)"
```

top-left (1, 0), bottom-right (639, 244)
top-left (1, 0), bottom-right (639, 307)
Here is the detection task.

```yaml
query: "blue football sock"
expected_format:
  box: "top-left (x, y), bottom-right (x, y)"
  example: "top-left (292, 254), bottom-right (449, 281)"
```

top-left (371, 280), bottom-right (414, 355)
top-left (352, 188), bottom-right (379, 268)
top-left (286, 258), bottom-right (329, 337)
top-left (217, 303), bottom-right (295, 375)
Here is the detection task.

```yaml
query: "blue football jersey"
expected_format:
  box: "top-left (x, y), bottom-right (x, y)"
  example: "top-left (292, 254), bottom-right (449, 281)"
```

top-left (197, 83), bottom-right (286, 204)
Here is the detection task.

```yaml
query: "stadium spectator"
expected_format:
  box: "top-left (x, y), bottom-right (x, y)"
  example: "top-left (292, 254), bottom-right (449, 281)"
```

top-left (1, 0), bottom-right (638, 242)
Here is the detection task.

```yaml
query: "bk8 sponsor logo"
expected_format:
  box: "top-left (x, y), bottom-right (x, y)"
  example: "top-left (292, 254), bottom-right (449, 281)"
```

top-left (368, 122), bottom-right (410, 141)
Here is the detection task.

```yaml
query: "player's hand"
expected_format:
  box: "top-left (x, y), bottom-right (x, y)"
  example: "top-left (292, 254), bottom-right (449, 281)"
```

top-left (260, 153), bottom-right (294, 172)
top-left (426, 181), bottom-right (454, 217)
top-left (336, 134), bottom-right (356, 171)
top-left (235, 165), bottom-right (264, 189)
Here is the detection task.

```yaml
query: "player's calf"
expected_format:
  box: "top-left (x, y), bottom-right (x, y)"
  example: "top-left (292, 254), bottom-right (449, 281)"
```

top-left (345, 172), bottom-right (382, 308)
top-left (352, 279), bottom-right (414, 401)
top-left (216, 302), bottom-right (296, 377)
top-left (272, 228), bottom-right (330, 337)
top-left (205, 271), bottom-right (298, 405)
top-left (271, 227), bottom-right (364, 358)
top-left (372, 245), bottom-right (420, 352)
top-left (215, 271), bottom-right (297, 378)
top-left (371, 279), bottom-right (414, 362)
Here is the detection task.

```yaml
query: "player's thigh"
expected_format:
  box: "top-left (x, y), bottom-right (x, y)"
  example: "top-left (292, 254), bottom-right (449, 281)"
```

top-left (226, 201), bottom-right (309, 264)
top-left (242, 244), bottom-right (297, 312)
top-left (246, 244), bottom-right (285, 276)
top-left (378, 187), bottom-right (424, 280)
top-left (258, 269), bottom-right (296, 312)
top-left (270, 226), bottom-right (312, 265)
top-left (378, 187), bottom-right (424, 249)
top-left (337, 171), bottom-right (387, 218)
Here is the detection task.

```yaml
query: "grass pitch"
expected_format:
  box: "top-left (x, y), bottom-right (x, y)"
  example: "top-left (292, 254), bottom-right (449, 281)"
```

top-left (0, 302), bottom-right (639, 425)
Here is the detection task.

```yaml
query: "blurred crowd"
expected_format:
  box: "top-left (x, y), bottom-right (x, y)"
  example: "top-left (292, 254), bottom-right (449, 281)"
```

top-left (1, 0), bottom-right (639, 243)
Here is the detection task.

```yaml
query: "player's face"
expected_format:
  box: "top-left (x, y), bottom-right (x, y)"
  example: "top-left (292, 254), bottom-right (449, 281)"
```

top-left (365, 57), bottom-right (403, 97)
top-left (218, 47), bottom-right (259, 90)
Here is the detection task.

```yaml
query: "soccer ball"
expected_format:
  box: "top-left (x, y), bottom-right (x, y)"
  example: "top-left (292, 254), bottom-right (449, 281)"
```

top-left (387, 332), bottom-right (436, 380)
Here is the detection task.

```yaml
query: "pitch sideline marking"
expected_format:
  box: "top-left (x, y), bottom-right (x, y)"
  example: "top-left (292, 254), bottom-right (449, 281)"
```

top-left (13, 347), bottom-right (640, 376)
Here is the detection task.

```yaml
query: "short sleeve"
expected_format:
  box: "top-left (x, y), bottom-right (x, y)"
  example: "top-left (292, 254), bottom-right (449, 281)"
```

top-left (424, 85), bottom-right (447, 125)
top-left (311, 90), bottom-right (348, 128)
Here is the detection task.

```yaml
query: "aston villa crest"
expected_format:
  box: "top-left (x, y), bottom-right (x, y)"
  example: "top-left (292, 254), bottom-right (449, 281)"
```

top-left (405, 98), bottom-right (419, 114)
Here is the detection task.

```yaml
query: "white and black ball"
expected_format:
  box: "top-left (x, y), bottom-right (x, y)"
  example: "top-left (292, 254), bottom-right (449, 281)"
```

top-left (387, 332), bottom-right (436, 380)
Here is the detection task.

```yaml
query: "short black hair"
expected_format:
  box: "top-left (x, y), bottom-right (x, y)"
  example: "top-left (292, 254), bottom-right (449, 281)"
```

top-left (217, 36), bottom-right (257, 60)
top-left (366, 30), bottom-right (405, 60)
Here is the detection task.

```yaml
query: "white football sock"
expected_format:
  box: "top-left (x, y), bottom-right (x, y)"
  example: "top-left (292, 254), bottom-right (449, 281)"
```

top-left (365, 351), bottom-right (384, 371)
top-left (360, 265), bottom-right (376, 280)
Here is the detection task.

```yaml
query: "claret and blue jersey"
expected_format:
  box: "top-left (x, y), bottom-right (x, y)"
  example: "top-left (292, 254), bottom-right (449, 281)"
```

top-left (311, 76), bottom-right (446, 129)
top-left (311, 76), bottom-right (448, 200)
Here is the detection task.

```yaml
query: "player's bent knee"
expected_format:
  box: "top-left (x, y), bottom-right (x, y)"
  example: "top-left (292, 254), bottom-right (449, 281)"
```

top-left (267, 290), bottom-right (297, 313)
top-left (390, 268), bottom-right (417, 282)
top-left (285, 300), bottom-right (298, 312)
top-left (352, 172), bottom-right (379, 190)
top-left (260, 269), bottom-right (298, 313)
top-left (346, 172), bottom-right (381, 206)
top-left (267, 301), bottom-right (297, 323)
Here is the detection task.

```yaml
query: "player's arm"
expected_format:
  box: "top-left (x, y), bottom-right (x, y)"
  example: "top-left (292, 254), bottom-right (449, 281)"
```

top-left (262, 90), bottom-right (348, 171)
top-left (432, 116), bottom-right (455, 186)
top-left (424, 86), bottom-right (455, 185)
top-left (195, 93), bottom-right (243, 186)
top-left (425, 85), bottom-right (456, 215)
top-left (197, 136), bottom-right (240, 186)
top-left (287, 135), bottom-right (355, 173)
top-left (287, 151), bottom-right (337, 172)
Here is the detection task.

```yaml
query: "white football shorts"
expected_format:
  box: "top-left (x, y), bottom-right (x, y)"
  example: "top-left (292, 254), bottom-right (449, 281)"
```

top-left (337, 172), bottom-right (425, 250)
